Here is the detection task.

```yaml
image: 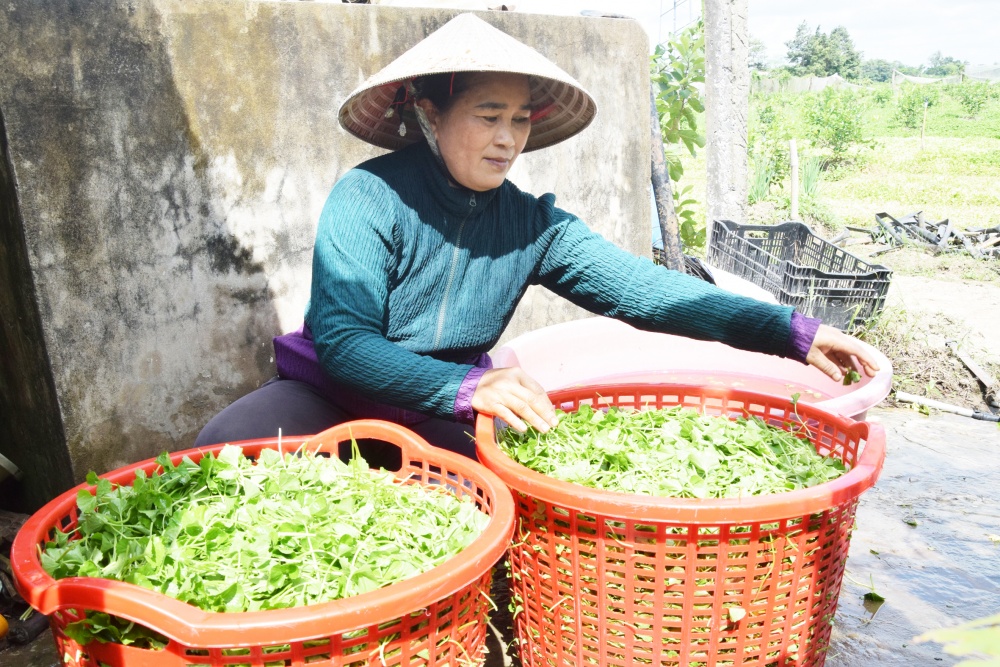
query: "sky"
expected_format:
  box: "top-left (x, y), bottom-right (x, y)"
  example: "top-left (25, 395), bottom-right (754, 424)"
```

top-left (509, 0), bottom-right (1000, 69)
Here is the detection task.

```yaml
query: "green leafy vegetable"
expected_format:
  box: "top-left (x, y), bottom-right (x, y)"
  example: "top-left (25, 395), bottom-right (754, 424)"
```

top-left (497, 405), bottom-right (847, 499)
top-left (862, 575), bottom-right (885, 603)
top-left (42, 444), bottom-right (489, 648)
top-left (843, 369), bottom-right (863, 385)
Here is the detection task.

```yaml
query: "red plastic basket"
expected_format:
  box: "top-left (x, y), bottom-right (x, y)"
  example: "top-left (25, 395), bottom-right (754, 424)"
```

top-left (12, 420), bottom-right (515, 667)
top-left (475, 385), bottom-right (886, 667)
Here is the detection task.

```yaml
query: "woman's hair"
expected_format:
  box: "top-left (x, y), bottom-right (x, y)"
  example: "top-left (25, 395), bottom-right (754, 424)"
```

top-left (410, 72), bottom-right (479, 114)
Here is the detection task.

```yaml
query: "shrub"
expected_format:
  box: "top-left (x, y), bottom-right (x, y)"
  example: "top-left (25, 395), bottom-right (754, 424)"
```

top-left (674, 184), bottom-right (705, 250)
top-left (748, 94), bottom-right (795, 185)
top-left (894, 83), bottom-right (940, 129)
top-left (651, 20), bottom-right (705, 252)
top-left (748, 159), bottom-right (774, 205)
top-left (805, 87), bottom-right (875, 159)
top-left (948, 81), bottom-right (994, 118)
top-left (871, 84), bottom-right (893, 106)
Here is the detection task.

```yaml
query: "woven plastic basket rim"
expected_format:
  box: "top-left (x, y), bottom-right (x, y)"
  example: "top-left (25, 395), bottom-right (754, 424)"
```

top-left (711, 219), bottom-right (892, 274)
top-left (475, 384), bottom-right (885, 523)
top-left (12, 420), bottom-right (516, 647)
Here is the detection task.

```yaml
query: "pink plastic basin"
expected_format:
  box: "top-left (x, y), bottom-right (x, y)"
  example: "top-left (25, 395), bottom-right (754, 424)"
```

top-left (494, 317), bottom-right (893, 420)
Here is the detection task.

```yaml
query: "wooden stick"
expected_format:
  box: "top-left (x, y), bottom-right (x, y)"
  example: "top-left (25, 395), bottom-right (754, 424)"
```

top-left (947, 342), bottom-right (998, 408)
top-left (789, 139), bottom-right (799, 220)
top-left (920, 100), bottom-right (928, 151)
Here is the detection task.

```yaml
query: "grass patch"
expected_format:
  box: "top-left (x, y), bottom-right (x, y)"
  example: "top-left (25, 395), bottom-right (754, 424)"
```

top-left (865, 88), bottom-right (1000, 139)
top-left (864, 246), bottom-right (999, 282)
top-left (821, 136), bottom-right (1000, 233)
top-left (673, 101), bottom-right (1000, 279)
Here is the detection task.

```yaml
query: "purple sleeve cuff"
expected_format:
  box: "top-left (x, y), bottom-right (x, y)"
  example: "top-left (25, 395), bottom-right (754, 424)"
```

top-left (785, 311), bottom-right (822, 364)
top-left (454, 365), bottom-right (491, 424)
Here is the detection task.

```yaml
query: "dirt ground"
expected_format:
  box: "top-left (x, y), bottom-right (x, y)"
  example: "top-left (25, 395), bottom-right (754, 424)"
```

top-left (868, 271), bottom-right (1000, 412)
top-left (888, 275), bottom-right (1000, 352)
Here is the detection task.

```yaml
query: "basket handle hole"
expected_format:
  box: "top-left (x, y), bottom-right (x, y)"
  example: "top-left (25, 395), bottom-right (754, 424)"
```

top-left (336, 439), bottom-right (403, 472)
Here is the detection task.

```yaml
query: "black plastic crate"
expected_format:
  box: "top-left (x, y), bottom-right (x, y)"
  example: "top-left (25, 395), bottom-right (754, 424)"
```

top-left (707, 219), bottom-right (892, 331)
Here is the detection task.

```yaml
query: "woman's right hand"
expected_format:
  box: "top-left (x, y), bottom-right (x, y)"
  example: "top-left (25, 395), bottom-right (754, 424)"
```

top-left (472, 368), bottom-right (559, 433)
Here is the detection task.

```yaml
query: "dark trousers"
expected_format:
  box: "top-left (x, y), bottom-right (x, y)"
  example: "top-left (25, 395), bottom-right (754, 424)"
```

top-left (194, 377), bottom-right (477, 467)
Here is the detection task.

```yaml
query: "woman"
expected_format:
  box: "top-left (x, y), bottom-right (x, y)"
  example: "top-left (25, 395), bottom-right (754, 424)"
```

top-left (196, 14), bottom-right (878, 457)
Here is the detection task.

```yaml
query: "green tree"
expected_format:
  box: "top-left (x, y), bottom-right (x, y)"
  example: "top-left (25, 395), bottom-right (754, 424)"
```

top-left (862, 60), bottom-right (925, 84)
top-left (828, 27), bottom-right (862, 79)
top-left (894, 83), bottom-right (940, 128)
top-left (894, 62), bottom-right (924, 76)
top-left (784, 22), bottom-right (821, 75)
top-left (925, 51), bottom-right (966, 77)
top-left (785, 22), bottom-right (863, 79)
top-left (859, 59), bottom-right (894, 83)
top-left (950, 81), bottom-right (994, 118)
top-left (749, 37), bottom-right (768, 71)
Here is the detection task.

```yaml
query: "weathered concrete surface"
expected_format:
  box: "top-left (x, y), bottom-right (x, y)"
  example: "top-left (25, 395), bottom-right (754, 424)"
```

top-left (827, 407), bottom-right (1000, 666)
top-left (704, 0), bottom-right (749, 235)
top-left (0, 1), bottom-right (651, 509)
top-left (1, 112), bottom-right (76, 509)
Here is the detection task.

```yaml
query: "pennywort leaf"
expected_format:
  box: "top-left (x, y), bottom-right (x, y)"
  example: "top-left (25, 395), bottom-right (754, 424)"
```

top-left (498, 406), bottom-right (846, 499)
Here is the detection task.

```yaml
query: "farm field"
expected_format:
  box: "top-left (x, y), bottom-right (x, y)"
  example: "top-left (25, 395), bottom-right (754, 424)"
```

top-left (671, 85), bottom-right (1000, 409)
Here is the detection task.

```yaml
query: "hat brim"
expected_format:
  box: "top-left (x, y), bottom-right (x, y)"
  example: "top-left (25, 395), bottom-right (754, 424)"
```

top-left (338, 14), bottom-right (598, 153)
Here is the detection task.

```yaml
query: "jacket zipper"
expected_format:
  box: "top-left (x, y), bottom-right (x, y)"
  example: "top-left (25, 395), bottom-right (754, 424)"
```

top-left (432, 193), bottom-right (477, 350)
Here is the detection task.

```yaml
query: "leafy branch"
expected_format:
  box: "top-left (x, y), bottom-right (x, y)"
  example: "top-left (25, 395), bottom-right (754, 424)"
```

top-left (650, 20), bottom-right (707, 252)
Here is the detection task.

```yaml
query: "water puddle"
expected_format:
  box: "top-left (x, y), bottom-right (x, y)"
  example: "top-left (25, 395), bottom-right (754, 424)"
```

top-left (827, 408), bottom-right (1000, 666)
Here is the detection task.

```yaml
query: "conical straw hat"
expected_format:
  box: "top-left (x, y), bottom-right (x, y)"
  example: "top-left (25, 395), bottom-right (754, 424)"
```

top-left (338, 13), bottom-right (598, 152)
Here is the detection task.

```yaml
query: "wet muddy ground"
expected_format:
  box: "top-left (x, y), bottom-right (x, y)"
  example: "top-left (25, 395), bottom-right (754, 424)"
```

top-left (6, 407), bottom-right (997, 667)
top-left (825, 407), bottom-right (998, 667)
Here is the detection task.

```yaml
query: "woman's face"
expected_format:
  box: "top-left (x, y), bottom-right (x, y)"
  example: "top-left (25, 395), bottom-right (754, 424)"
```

top-left (418, 73), bottom-right (532, 192)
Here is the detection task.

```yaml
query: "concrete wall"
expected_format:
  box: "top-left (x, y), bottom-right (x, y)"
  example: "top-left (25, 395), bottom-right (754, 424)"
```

top-left (0, 0), bottom-right (651, 510)
top-left (705, 0), bottom-right (749, 232)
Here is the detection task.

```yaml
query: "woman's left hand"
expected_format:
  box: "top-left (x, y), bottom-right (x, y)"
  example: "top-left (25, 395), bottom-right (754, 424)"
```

top-left (806, 324), bottom-right (881, 382)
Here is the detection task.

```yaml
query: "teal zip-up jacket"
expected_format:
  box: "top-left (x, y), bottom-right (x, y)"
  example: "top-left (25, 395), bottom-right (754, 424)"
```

top-left (305, 142), bottom-right (794, 420)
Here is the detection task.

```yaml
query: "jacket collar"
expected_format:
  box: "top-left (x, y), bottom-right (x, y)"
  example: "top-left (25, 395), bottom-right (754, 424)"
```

top-left (413, 141), bottom-right (499, 218)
